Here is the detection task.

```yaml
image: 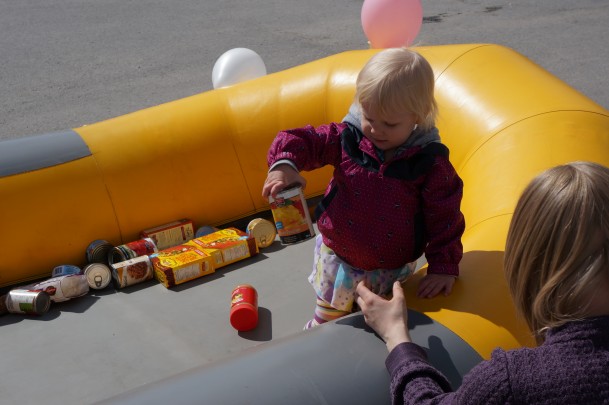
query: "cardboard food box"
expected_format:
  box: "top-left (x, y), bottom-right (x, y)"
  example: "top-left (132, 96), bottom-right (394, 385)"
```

top-left (185, 228), bottom-right (258, 269)
top-left (140, 219), bottom-right (195, 250)
top-left (150, 245), bottom-right (215, 288)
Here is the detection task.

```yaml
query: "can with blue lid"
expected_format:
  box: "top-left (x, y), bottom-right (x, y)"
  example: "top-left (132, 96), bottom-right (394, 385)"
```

top-left (109, 238), bottom-right (157, 265)
top-left (51, 264), bottom-right (82, 278)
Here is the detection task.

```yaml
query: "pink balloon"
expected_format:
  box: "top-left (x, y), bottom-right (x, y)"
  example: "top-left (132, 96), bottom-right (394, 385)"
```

top-left (361, 0), bottom-right (423, 48)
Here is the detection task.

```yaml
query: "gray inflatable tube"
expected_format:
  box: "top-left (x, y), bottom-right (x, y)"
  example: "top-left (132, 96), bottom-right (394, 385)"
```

top-left (99, 311), bottom-right (481, 404)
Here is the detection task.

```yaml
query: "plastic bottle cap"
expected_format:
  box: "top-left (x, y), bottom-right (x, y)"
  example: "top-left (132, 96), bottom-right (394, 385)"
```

top-left (230, 304), bottom-right (258, 331)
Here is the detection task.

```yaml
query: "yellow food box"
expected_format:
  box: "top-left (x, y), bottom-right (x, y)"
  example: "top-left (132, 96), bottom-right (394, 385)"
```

top-left (150, 245), bottom-right (215, 288)
top-left (185, 228), bottom-right (258, 269)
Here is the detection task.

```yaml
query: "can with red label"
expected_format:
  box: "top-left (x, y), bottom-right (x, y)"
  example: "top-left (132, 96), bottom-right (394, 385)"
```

top-left (109, 238), bottom-right (157, 265)
top-left (230, 284), bottom-right (258, 331)
top-left (6, 289), bottom-right (51, 315)
top-left (268, 186), bottom-right (315, 244)
top-left (111, 256), bottom-right (154, 289)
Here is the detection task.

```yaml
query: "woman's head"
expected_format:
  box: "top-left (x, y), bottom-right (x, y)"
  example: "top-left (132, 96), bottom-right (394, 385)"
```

top-left (355, 48), bottom-right (437, 132)
top-left (505, 161), bottom-right (609, 343)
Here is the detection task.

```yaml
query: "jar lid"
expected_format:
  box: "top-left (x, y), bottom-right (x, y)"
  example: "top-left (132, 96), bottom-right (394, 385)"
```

top-left (246, 218), bottom-right (277, 248)
top-left (230, 304), bottom-right (258, 331)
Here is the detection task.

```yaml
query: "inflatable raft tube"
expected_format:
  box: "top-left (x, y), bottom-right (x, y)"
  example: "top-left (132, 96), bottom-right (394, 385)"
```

top-left (2, 44), bottom-right (609, 403)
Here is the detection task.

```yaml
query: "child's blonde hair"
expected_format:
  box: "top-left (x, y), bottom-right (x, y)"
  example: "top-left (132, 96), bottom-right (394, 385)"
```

top-left (355, 48), bottom-right (438, 131)
top-left (505, 161), bottom-right (609, 344)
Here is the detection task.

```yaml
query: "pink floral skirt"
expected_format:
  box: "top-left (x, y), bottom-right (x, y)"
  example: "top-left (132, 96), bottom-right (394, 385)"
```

top-left (308, 234), bottom-right (416, 312)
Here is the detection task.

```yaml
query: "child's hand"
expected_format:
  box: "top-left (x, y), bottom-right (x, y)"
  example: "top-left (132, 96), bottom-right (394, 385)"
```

top-left (416, 274), bottom-right (456, 298)
top-left (262, 164), bottom-right (307, 198)
top-left (356, 281), bottom-right (411, 352)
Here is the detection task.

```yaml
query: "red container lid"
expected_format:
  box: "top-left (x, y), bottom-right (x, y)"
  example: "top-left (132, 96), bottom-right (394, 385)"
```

top-left (230, 304), bottom-right (258, 331)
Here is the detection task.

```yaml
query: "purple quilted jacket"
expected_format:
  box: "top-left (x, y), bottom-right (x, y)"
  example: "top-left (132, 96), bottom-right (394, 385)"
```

top-left (267, 122), bottom-right (464, 274)
top-left (387, 316), bottom-right (609, 404)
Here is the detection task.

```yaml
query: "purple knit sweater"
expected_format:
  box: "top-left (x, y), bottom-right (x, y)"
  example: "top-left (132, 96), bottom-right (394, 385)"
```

top-left (386, 316), bottom-right (609, 404)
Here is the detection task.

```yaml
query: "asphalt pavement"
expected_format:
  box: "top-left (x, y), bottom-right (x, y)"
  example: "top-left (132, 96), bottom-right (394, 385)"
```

top-left (1, 1), bottom-right (608, 141)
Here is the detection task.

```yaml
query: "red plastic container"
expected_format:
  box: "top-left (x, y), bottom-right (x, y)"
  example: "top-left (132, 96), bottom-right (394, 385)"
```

top-left (230, 284), bottom-right (258, 331)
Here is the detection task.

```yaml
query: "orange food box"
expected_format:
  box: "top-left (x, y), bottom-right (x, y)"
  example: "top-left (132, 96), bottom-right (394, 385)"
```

top-left (150, 245), bottom-right (215, 288)
top-left (140, 219), bottom-right (195, 250)
top-left (185, 228), bottom-right (258, 269)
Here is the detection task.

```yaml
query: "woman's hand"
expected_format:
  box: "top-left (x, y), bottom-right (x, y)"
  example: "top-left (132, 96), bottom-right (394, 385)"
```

top-left (356, 281), bottom-right (411, 352)
top-left (262, 164), bottom-right (307, 198)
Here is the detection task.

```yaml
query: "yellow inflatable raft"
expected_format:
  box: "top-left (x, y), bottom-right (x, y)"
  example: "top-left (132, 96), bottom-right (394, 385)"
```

top-left (2, 44), bottom-right (609, 362)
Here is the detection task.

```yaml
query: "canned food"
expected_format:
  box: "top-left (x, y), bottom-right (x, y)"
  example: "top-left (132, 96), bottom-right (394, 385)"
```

top-left (27, 275), bottom-right (89, 303)
top-left (83, 263), bottom-right (112, 290)
top-left (109, 238), bottom-right (157, 265)
top-left (195, 225), bottom-right (219, 238)
top-left (6, 289), bottom-right (51, 315)
top-left (140, 219), bottom-right (195, 250)
top-left (230, 284), bottom-right (258, 331)
top-left (246, 218), bottom-right (277, 248)
top-left (0, 295), bottom-right (8, 315)
top-left (111, 255), bottom-right (154, 289)
top-left (268, 186), bottom-right (315, 244)
top-left (51, 264), bottom-right (82, 278)
top-left (86, 239), bottom-right (114, 264)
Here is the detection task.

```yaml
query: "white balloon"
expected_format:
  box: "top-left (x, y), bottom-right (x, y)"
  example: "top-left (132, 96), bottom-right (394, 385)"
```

top-left (212, 48), bottom-right (267, 89)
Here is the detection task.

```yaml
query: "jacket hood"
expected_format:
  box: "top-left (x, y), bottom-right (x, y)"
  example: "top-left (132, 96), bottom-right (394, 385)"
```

top-left (342, 102), bottom-right (441, 148)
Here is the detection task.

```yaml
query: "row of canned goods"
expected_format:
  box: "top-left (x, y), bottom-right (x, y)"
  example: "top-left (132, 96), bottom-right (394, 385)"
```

top-left (1, 217), bottom-right (282, 317)
top-left (0, 238), bottom-right (158, 317)
top-left (87, 238), bottom-right (158, 290)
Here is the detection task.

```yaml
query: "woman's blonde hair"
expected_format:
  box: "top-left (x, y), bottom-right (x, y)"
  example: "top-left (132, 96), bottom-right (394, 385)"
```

top-left (504, 161), bottom-right (609, 344)
top-left (355, 48), bottom-right (438, 131)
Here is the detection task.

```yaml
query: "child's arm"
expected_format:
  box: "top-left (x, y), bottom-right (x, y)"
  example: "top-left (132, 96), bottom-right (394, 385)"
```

top-left (266, 124), bottom-right (345, 172)
top-left (420, 157), bottom-right (465, 297)
top-left (262, 164), bottom-right (307, 198)
top-left (417, 274), bottom-right (456, 299)
top-left (264, 123), bottom-right (345, 198)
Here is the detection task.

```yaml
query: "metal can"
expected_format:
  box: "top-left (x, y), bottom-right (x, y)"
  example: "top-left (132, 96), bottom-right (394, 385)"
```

top-left (111, 255), bottom-right (154, 289)
top-left (86, 239), bottom-right (114, 264)
top-left (51, 264), bottom-right (82, 278)
top-left (109, 238), bottom-right (157, 265)
top-left (83, 263), bottom-right (112, 290)
top-left (0, 295), bottom-right (8, 315)
top-left (268, 185), bottom-right (315, 244)
top-left (195, 225), bottom-right (219, 238)
top-left (230, 284), bottom-right (258, 331)
top-left (6, 289), bottom-right (51, 315)
top-left (27, 275), bottom-right (89, 303)
top-left (246, 218), bottom-right (277, 248)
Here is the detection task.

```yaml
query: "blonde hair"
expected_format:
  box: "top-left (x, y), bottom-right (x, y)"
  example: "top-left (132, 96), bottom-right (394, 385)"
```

top-left (504, 161), bottom-right (609, 344)
top-left (355, 48), bottom-right (438, 131)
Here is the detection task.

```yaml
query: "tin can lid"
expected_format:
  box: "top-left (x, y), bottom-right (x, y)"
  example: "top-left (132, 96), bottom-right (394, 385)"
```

top-left (86, 239), bottom-right (114, 264)
top-left (108, 247), bottom-right (128, 265)
top-left (230, 304), bottom-right (258, 331)
top-left (246, 218), bottom-right (277, 249)
top-left (83, 263), bottom-right (112, 290)
top-left (34, 291), bottom-right (51, 314)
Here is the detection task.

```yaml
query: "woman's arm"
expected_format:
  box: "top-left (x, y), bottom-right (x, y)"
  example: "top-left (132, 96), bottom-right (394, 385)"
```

top-left (356, 281), bottom-right (514, 405)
